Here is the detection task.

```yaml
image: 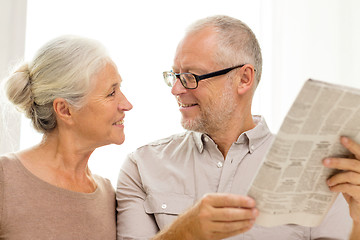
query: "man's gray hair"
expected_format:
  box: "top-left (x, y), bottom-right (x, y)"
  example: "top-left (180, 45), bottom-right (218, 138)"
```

top-left (186, 15), bottom-right (262, 86)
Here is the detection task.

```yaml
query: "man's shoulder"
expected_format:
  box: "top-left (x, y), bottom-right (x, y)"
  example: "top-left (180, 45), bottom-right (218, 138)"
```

top-left (130, 131), bottom-right (199, 157)
top-left (140, 131), bottom-right (196, 147)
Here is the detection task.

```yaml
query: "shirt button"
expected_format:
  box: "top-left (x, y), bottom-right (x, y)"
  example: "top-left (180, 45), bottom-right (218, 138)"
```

top-left (250, 145), bottom-right (255, 151)
top-left (204, 137), bottom-right (209, 142)
top-left (217, 161), bottom-right (223, 168)
top-left (161, 203), bottom-right (167, 209)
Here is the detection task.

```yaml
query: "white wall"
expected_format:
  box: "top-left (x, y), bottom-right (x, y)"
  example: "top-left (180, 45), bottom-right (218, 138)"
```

top-left (21, 0), bottom-right (266, 186)
top-left (1, 0), bottom-right (360, 186)
top-left (265, 0), bottom-right (360, 131)
top-left (0, 0), bottom-right (27, 155)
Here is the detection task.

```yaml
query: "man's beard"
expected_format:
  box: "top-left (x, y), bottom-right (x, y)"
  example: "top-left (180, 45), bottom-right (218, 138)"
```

top-left (181, 80), bottom-right (235, 135)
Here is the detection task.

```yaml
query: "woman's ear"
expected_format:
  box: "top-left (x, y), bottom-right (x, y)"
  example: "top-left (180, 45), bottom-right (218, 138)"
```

top-left (53, 98), bottom-right (73, 125)
top-left (237, 64), bottom-right (255, 95)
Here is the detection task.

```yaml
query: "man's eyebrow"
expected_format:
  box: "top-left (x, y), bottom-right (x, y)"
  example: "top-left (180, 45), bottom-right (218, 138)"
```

top-left (172, 66), bottom-right (207, 74)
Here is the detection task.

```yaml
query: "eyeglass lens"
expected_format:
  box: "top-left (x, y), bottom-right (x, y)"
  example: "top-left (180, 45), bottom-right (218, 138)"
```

top-left (163, 72), bottom-right (197, 89)
top-left (180, 73), bottom-right (197, 89)
top-left (163, 72), bottom-right (175, 87)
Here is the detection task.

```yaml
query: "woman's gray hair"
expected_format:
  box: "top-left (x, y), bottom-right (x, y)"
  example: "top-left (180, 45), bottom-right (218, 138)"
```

top-left (4, 35), bottom-right (110, 133)
top-left (186, 15), bottom-right (262, 86)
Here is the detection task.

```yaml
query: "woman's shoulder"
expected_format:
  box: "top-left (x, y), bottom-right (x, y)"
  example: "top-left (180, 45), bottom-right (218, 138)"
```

top-left (93, 174), bottom-right (115, 193)
top-left (0, 153), bottom-right (21, 185)
top-left (0, 153), bottom-right (18, 167)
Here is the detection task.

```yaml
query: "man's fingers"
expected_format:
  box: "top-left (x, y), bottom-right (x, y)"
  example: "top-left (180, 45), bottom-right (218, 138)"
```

top-left (341, 137), bottom-right (360, 160)
top-left (324, 137), bottom-right (360, 172)
top-left (209, 206), bottom-right (258, 222)
top-left (323, 158), bottom-right (360, 173)
top-left (327, 171), bottom-right (360, 186)
top-left (202, 193), bottom-right (256, 208)
top-left (329, 183), bottom-right (360, 200)
top-left (209, 219), bottom-right (255, 234)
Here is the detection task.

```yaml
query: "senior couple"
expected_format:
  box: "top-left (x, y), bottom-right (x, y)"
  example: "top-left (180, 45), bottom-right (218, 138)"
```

top-left (0, 15), bottom-right (359, 240)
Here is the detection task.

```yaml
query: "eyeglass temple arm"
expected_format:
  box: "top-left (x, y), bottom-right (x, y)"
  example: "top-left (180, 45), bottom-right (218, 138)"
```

top-left (197, 64), bottom-right (245, 80)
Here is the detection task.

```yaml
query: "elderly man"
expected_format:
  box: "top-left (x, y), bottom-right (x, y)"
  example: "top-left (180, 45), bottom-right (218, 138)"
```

top-left (117, 15), bottom-right (360, 239)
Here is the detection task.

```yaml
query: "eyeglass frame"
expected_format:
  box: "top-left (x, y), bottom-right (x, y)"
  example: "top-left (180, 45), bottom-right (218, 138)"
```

top-left (163, 64), bottom-right (248, 89)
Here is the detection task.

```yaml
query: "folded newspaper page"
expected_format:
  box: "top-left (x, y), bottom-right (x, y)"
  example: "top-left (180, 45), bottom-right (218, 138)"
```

top-left (247, 79), bottom-right (360, 227)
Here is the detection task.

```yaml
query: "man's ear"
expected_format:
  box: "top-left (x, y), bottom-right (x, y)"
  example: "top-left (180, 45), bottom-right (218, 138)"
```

top-left (237, 64), bottom-right (255, 95)
top-left (53, 98), bottom-right (73, 125)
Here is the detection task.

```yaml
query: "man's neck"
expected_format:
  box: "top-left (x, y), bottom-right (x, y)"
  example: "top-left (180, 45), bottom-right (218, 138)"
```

top-left (209, 115), bottom-right (256, 158)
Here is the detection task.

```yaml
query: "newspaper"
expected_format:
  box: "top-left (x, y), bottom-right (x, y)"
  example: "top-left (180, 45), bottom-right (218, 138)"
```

top-left (247, 79), bottom-right (360, 227)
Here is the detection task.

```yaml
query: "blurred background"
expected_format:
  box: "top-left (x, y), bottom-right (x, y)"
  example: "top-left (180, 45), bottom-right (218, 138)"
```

top-left (1, 0), bottom-right (359, 186)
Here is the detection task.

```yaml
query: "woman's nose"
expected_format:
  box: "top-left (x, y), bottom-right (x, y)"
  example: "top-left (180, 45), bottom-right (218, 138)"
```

top-left (118, 92), bottom-right (133, 111)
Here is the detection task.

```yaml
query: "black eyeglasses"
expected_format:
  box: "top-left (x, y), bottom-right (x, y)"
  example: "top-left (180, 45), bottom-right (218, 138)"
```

top-left (163, 64), bottom-right (246, 89)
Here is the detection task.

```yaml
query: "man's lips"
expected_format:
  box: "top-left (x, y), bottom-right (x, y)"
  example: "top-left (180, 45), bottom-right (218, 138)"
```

top-left (178, 102), bottom-right (198, 108)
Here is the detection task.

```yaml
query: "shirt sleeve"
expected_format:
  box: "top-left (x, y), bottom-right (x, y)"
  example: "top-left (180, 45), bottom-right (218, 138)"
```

top-left (310, 194), bottom-right (352, 239)
top-left (116, 153), bottom-right (159, 239)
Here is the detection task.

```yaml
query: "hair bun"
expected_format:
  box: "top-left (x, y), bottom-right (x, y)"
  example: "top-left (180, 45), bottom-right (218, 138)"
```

top-left (5, 62), bottom-right (34, 116)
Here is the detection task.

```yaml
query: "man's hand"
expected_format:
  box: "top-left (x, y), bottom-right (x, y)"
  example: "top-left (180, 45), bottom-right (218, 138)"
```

top-left (323, 136), bottom-right (360, 239)
top-left (154, 193), bottom-right (258, 240)
top-left (323, 137), bottom-right (360, 221)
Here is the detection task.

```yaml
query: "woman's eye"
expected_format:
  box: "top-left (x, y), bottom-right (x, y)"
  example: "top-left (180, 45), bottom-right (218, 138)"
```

top-left (108, 90), bottom-right (115, 97)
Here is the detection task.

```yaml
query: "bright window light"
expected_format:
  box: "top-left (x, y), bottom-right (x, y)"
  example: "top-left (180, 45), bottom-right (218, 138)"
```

top-left (24, 0), bottom-right (265, 186)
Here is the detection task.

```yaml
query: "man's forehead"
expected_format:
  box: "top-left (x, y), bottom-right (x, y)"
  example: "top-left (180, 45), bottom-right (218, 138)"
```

top-left (172, 50), bottom-right (213, 72)
top-left (173, 29), bottom-right (218, 71)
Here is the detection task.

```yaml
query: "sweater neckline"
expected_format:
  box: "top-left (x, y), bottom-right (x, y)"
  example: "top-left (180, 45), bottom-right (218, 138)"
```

top-left (10, 153), bottom-right (100, 199)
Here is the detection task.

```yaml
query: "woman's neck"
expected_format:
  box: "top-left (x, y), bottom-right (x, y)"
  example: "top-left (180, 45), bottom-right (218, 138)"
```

top-left (17, 131), bottom-right (97, 193)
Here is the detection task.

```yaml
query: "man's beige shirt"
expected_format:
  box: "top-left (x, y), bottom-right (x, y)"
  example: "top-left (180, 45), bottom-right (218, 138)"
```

top-left (117, 116), bottom-right (352, 239)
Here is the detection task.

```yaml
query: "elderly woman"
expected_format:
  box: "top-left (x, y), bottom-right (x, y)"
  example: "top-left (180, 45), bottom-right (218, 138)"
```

top-left (0, 36), bottom-right (132, 239)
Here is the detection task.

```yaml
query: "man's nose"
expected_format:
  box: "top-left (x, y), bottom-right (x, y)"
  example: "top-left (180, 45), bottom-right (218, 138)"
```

top-left (171, 78), bottom-right (187, 96)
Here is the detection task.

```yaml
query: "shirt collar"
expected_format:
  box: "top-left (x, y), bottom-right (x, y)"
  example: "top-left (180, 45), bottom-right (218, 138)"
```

top-left (192, 131), bottom-right (205, 153)
top-left (192, 115), bottom-right (272, 153)
top-left (242, 115), bottom-right (272, 153)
